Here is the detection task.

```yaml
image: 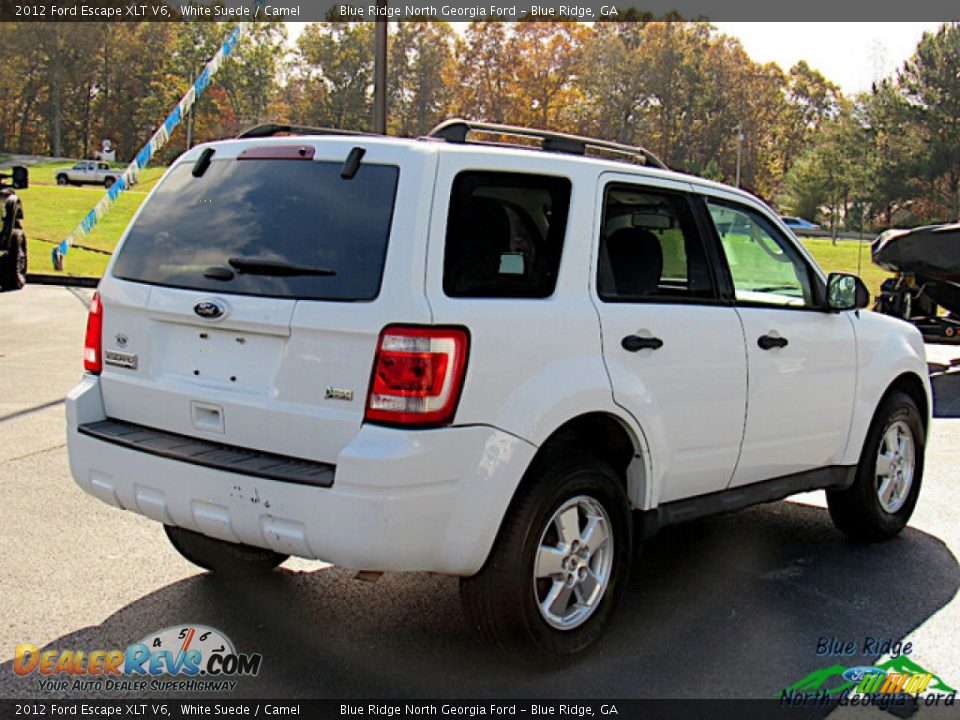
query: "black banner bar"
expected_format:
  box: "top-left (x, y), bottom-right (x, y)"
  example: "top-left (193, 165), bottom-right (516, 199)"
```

top-left (0, 698), bottom-right (861, 720)
top-left (2, 0), bottom-right (960, 23)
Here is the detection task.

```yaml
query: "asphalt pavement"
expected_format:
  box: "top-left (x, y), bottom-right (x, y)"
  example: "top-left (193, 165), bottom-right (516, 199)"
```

top-left (2, 285), bottom-right (959, 704)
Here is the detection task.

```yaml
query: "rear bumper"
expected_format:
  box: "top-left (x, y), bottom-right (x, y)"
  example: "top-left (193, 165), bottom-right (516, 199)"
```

top-left (66, 375), bottom-right (536, 575)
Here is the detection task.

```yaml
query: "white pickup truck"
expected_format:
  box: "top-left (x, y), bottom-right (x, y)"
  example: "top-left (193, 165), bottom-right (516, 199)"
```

top-left (56, 161), bottom-right (123, 188)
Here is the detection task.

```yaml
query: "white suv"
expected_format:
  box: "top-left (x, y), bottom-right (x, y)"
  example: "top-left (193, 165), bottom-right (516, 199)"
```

top-left (66, 121), bottom-right (931, 658)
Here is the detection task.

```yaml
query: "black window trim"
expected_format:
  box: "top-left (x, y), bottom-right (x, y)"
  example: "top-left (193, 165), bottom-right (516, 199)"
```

top-left (110, 158), bottom-right (401, 303)
top-left (442, 169), bottom-right (573, 301)
top-left (697, 194), bottom-right (830, 313)
top-left (595, 181), bottom-right (728, 307)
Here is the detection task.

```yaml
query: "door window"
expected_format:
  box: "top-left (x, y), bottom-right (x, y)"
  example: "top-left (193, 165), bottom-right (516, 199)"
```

top-left (597, 185), bottom-right (716, 302)
top-left (443, 171), bottom-right (571, 299)
top-left (706, 199), bottom-right (819, 308)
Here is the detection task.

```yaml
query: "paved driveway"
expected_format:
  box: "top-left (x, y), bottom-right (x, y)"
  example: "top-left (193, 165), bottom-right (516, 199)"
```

top-left (1, 286), bottom-right (958, 701)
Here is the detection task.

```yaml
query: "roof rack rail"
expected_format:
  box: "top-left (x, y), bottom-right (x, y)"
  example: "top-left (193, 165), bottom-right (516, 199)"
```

top-left (237, 123), bottom-right (375, 139)
top-left (428, 119), bottom-right (667, 170)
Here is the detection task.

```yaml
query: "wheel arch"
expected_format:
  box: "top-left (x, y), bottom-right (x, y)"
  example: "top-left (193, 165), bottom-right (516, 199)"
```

top-left (882, 371), bottom-right (930, 432)
top-left (844, 369), bottom-right (931, 467)
top-left (521, 411), bottom-right (647, 509)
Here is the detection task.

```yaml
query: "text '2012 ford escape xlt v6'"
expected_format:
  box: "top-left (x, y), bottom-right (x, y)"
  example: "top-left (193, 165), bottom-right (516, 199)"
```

top-left (66, 121), bottom-right (931, 658)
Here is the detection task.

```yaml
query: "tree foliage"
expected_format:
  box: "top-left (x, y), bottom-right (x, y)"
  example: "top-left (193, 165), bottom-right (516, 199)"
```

top-left (783, 22), bottom-right (960, 228)
top-left (2, 19), bottom-right (959, 230)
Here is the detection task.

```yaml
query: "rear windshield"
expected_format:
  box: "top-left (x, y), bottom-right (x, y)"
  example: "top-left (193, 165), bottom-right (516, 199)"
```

top-left (112, 158), bottom-right (399, 301)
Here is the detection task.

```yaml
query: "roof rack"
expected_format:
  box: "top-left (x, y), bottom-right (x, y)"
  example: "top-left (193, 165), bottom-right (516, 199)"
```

top-left (237, 123), bottom-right (375, 139)
top-left (428, 119), bottom-right (667, 170)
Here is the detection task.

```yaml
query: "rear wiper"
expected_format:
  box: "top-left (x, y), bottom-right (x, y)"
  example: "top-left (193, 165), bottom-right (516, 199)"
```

top-left (227, 257), bottom-right (336, 277)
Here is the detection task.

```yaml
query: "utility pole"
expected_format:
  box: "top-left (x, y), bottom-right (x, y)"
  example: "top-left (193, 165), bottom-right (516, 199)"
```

top-left (735, 123), bottom-right (745, 188)
top-left (373, 11), bottom-right (388, 135)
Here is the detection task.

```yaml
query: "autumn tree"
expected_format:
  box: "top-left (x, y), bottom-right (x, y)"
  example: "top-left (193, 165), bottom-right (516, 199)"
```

top-left (511, 21), bottom-right (588, 131)
top-left (776, 61), bottom-right (842, 175)
top-left (388, 22), bottom-right (455, 137)
top-left (578, 22), bottom-right (651, 143)
top-left (294, 22), bottom-right (374, 130)
top-left (452, 22), bottom-right (523, 124)
top-left (214, 22), bottom-right (287, 132)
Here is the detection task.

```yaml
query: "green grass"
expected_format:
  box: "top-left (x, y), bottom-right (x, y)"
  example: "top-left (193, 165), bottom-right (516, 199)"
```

top-left (17, 182), bottom-right (143, 276)
top-left (801, 237), bottom-right (891, 299)
top-left (25, 160), bottom-right (166, 193)
top-left (27, 236), bottom-right (109, 277)
top-left (18, 185), bottom-right (145, 253)
top-left (12, 160), bottom-right (164, 278)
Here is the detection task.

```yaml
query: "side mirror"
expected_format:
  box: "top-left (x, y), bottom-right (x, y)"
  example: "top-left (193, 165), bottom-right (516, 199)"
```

top-left (826, 272), bottom-right (870, 311)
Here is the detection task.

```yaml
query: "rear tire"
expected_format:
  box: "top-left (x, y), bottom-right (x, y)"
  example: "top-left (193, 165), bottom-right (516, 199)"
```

top-left (164, 525), bottom-right (288, 576)
top-left (460, 448), bottom-right (631, 659)
top-left (827, 392), bottom-right (924, 542)
top-left (0, 229), bottom-right (26, 291)
top-left (104, 177), bottom-right (115, 189)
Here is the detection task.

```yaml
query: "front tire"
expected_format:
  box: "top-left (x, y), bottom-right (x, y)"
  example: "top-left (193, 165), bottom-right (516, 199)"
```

top-left (164, 525), bottom-right (288, 576)
top-left (0, 229), bottom-right (26, 291)
top-left (460, 448), bottom-right (631, 659)
top-left (827, 391), bottom-right (925, 541)
top-left (56, 175), bottom-right (68, 186)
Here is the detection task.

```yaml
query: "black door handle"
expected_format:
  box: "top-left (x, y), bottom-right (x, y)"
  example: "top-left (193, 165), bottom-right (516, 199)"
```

top-left (758, 334), bottom-right (788, 350)
top-left (622, 335), bottom-right (664, 352)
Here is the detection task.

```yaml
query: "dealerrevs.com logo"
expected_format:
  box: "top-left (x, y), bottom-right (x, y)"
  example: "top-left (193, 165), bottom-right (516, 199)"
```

top-left (13, 625), bottom-right (262, 693)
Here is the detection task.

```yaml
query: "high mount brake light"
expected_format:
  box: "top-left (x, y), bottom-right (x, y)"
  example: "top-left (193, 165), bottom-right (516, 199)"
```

top-left (83, 292), bottom-right (103, 374)
top-left (365, 326), bottom-right (469, 427)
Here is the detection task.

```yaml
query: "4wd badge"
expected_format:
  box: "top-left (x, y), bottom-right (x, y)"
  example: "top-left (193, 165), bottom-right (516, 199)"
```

top-left (325, 386), bottom-right (354, 402)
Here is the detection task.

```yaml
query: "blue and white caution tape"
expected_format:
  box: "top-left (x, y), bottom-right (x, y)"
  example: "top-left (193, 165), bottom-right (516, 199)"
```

top-left (53, 24), bottom-right (247, 270)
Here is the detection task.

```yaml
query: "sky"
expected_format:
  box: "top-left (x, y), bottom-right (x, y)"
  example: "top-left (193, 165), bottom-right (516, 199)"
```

top-left (286, 21), bottom-right (947, 96)
top-left (713, 22), bottom-right (945, 95)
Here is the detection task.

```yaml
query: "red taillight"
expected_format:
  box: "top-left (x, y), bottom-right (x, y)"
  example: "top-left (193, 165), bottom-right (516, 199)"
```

top-left (365, 326), bottom-right (469, 427)
top-left (83, 292), bottom-right (103, 374)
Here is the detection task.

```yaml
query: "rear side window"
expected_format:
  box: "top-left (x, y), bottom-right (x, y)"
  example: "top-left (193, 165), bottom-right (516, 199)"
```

top-left (443, 171), bottom-right (571, 298)
top-left (112, 158), bottom-right (399, 301)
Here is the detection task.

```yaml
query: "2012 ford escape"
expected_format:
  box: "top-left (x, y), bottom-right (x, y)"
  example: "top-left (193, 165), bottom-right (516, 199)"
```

top-left (66, 120), bottom-right (931, 658)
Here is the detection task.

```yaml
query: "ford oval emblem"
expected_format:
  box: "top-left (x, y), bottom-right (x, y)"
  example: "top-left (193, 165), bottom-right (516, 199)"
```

top-left (842, 666), bottom-right (885, 682)
top-left (194, 300), bottom-right (225, 320)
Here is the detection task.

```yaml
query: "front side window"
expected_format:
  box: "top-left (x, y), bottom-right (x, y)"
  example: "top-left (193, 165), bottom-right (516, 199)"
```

top-left (443, 171), bottom-right (571, 298)
top-left (707, 200), bottom-right (819, 308)
top-left (597, 185), bottom-right (716, 302)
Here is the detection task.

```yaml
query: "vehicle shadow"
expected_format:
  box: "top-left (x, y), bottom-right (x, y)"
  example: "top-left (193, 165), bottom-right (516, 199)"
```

top-left (2, 502), bottom-right (957, 700)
